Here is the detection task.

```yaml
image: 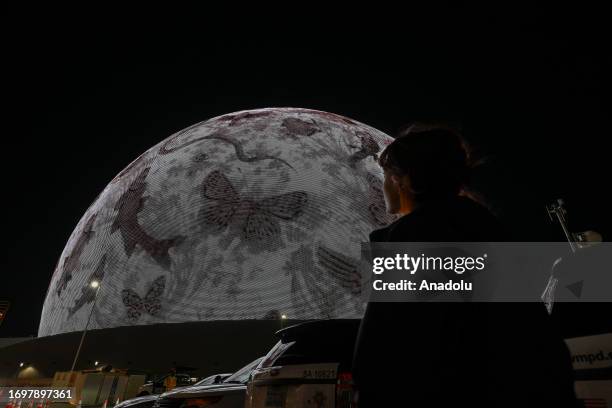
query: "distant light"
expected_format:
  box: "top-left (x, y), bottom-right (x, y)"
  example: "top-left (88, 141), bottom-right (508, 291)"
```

top-left (19, 362), bottom-right (24, 367)
top-left (90, 280), bottom-right (100, 289)
top-left (281, 314), bottom-right (287, 319)
top-left (94, 361), bottom-right (99, 366)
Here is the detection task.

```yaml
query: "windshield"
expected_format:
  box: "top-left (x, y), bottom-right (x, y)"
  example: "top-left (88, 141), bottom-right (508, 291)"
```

top-left (260, 341), bottom-right (295, 368)
top-left (223, 357), bottom-right (263, 384)
top-left (194, 375), bottom-right (217, 386)
top-left (194, 374), bottom-right (228, 386)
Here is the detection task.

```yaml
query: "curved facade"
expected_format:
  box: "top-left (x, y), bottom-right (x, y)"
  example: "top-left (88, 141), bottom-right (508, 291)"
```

top-left (39, 108), bottom-right (396, 337)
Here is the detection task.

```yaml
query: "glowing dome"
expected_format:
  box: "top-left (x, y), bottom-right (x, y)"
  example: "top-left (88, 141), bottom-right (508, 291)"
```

top-left (39, 108), bottom-right (396, 337)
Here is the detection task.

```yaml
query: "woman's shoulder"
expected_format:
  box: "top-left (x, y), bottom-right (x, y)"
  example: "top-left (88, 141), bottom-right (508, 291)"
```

top-left (368, 213), bottom-right (410, 242)
top-left (368, 225), bottom-right (391, 242)
top-left (373, 196), bottom-right (507, 242)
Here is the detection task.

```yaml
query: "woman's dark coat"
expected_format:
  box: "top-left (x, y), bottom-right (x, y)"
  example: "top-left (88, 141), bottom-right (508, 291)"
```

top-left (352, 195), bottom-right (577, 407)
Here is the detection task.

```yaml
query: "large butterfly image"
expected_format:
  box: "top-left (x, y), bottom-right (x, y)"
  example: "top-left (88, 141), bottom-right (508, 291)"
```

top-left (200, 170), bottom-right (308, 240)
top-left (121, 276), bottom-right (166, 321)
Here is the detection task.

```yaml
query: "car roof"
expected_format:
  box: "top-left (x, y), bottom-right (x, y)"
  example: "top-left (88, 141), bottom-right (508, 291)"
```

top-left (275, 319), bottom-right (360, 342)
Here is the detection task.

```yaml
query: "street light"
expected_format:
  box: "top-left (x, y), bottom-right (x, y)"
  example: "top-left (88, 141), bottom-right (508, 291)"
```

top-left (94, 361), bottom-right (99, 367)
top-left (19, 362), bottom-right (24, 367)
top-left (70, 280), bottom-right (102, 373)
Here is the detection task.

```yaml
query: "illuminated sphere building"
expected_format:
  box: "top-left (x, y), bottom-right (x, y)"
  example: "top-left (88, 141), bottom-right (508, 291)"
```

top-left (39, 108), bottom-right (396, 337)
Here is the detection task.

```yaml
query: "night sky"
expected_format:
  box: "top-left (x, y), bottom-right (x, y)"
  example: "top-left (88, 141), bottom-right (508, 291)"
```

top-left (2, 6), bottom-right (610, 337)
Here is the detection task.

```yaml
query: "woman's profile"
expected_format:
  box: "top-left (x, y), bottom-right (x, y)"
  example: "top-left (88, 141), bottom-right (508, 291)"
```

top-left (352, 125), bottom-right (577, 407)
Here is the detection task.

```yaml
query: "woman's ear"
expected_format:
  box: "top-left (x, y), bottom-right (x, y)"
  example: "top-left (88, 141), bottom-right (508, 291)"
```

top-left (388, 172), bottom-right (398, 186)
top-left (393, 173), bottom-right (411, 192)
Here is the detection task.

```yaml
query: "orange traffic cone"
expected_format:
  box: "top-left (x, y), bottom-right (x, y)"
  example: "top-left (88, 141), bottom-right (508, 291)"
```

top-left (102, 399), bottom-right (108, 408)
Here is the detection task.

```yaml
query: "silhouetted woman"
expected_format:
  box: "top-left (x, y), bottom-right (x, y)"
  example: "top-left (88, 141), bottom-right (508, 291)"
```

top-left (352, 126), bottom-right (577, 407)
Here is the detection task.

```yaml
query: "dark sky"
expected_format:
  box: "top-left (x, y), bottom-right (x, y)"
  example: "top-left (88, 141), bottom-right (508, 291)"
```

top-left (1, 6), bottom-right (610, 336)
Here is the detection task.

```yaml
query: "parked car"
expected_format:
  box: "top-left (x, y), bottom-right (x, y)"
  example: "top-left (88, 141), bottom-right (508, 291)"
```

top-left (152, 357), bottom-right (263, 408)
top-left (115, 394), bottom-right (159, 408)
top-left (138, 373), bottom-right (196, 396)
top-left (245, 319), bottom-right (360, 408)
top-left (119, 373), bottom-right (232, 408)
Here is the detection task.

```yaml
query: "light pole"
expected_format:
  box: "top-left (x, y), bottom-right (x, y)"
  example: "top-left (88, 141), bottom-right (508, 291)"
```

top-left (70, 280), bottom-right (101, 373)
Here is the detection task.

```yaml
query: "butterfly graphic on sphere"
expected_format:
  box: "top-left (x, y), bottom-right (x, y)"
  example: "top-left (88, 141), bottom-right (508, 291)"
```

top-left (121, 276), bottom-right (166, 321)
top-left (200, 170), bottom-right (308, 241)
top-left (317, 244), bottom-right (362, 295)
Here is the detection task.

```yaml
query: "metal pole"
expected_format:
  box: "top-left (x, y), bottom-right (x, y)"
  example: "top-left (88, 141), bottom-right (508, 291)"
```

top-left (555, 210), bottom-right (577, 253)
top-left (547, 199), bottom-right (577, 253)
top-left (70, 284), bottom-right (101, 373)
